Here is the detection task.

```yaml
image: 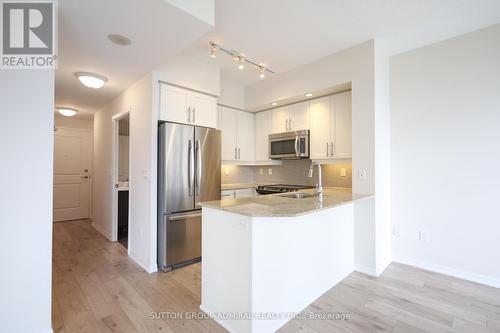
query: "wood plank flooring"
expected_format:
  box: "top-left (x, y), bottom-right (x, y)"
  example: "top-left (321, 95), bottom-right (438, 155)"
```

top-left (52, 220), bottom-right (500, 333)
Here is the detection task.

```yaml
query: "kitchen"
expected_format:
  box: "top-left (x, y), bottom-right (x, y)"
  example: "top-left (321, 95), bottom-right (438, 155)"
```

top-left (3, 1), bottom-right (500, 333)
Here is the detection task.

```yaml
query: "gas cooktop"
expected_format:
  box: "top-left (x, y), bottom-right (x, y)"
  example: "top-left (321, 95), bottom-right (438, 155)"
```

top-left (256, 184), bottom-right (315, 195)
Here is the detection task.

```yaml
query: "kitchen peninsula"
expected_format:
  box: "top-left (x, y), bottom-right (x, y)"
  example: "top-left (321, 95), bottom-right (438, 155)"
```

top-left (198, 188), bottom-right (372, 333)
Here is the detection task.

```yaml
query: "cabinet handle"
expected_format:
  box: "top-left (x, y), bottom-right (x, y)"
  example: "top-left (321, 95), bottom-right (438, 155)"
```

top-left (326, 142), bottom-right (329, 157)
top-left (238, 148), bottom-right (241, 160)
top-left (285, 118), bottom-right (288, 131)
top-left (288, 117), bottom-right (292, 131)
top-left (192, 107), bottom-right (196, 124)
top-left (330, 141), bottom-right (335, 156)
top-left (187, 106), bottom-right (191, 123)
top-left (234, 147), bottom-right (237, 160)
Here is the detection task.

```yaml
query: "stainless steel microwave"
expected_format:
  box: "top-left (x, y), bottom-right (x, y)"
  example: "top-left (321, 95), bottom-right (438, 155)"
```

top-left (269, 130), bottom-right (309, 159)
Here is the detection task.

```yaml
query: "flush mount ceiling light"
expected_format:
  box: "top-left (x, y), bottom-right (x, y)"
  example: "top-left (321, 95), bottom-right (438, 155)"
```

top-left (57, 107), bottom-right (78, 117)
top-left (107, 34), bottom-right (132, 46)
top-left (209, 41), bottom-right (275, 79)
top-left (75, 72), bottom-right (107, 89)
top-left (305, 93), bottom-right (313, 97)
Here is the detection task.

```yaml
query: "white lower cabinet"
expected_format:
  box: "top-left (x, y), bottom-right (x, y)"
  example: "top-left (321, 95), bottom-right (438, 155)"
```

top-left (220, 106), bottom-right (255, 162)
top-left (159, 82), bottom-right (218, 128)
top-left (221, 188), bottom-right (256, 199)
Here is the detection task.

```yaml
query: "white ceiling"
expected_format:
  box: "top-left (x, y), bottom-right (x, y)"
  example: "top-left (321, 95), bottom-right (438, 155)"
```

top-left (56, 0), bottom-right (500, 119)
top-left (184, 0), bottom-right (500, 86)
top-left (54, 0), bottom-right (213, 119)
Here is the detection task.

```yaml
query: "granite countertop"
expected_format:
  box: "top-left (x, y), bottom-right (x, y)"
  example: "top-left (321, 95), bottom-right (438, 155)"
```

top-left (221, 183), bottom-right (259, 191)
top-left (198, 187), bottom-right (372, 217)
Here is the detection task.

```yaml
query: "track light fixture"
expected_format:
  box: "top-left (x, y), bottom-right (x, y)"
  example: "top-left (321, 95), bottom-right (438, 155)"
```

top-left (209, 41), bottom-right (275, 79)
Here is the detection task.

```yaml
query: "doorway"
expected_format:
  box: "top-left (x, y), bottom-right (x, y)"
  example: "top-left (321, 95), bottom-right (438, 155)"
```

top-left (113, 113), bottom-right (130, 249)
top-left (53, 127), bottom-right (92, 222)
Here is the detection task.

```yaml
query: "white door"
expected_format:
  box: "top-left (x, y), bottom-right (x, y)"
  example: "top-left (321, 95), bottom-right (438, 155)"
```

top-left (331, 91), bottom-right (352, 158)
top-left (288, 101), bottom-right (310, 131)
top-left (53, 128), bottom-right (92, 222)
top-left (255, 110), bottom-right (271, 161)
top-left (309, 97), bottom-right (331, 159)
top-left (236, 111), bottom-right (255, 161)
top-left (271, 106), bottom-right (288, 133)
top-left (190, 92), bottom-right (217, 128)
top-left (220, 106), bottom-right (237, 161)
top-left (159, 83), bottom-right (190, 124)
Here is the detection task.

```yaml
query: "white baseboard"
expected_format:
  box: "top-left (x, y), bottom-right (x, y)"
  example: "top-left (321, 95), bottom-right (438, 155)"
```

top-left (355, 264), bottom-right (378, 277)
top-left (91, 222), bottom-right (112, 240)
top-left (393, 255), bottom-right (500, 289)
top-left (200, 304), bottom-right (237, 333)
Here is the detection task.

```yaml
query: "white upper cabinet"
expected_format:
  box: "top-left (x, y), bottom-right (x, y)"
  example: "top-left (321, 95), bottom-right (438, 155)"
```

top-left (237, 111), bottom-right (255, 161)
top-left (220, 106), bottom-right (237, 161)
top-left (220, 106), bottom-right (255, 162)
top-left (255, 110), bottom-right (271, 161)
top-left (309, 92), bottom-right (352, 160)
top-left (271, 106), bottom-right (288, 133)
top-left (271, 102), bottom-right (310, 133)
top-left (309, 96), bottom-right (331, 159)
top-left (190, 91), bottom-right (218, 128)
top-left (159, 83), bottom-right (217, 128)
top-left (287, 101), bottom-right (310, 131)
top-left (331, 91), bottom-right (352, 158)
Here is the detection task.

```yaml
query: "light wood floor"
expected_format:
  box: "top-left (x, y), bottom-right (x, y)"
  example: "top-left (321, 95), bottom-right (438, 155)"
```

top-left (52, 220), bottom-right (500, 333)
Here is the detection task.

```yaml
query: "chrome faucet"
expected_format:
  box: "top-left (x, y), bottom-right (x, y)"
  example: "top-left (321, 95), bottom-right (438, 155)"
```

top-left (308, 161), bottom-right (323, 199)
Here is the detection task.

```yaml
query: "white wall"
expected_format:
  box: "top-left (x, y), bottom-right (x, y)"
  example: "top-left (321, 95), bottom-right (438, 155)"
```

top-left (219, 79), bottom-right (245, 109)
top-left (54, 115), bottom-right (93, 130)
top-left (0, 70), bottom-right (54, 333)
top-left (93, 73), bottom-right (156, 272)
top-left (390, 24), bottom-right (500, 286)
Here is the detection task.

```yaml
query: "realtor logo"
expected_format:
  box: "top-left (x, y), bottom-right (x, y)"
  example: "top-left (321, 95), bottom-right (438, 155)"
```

top-left (1, 0), bottom-right (57, 68)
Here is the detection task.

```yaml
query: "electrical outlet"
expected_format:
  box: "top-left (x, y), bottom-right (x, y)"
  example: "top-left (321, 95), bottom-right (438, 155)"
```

top-left (419, 230), bottom-right (429, 242)
top-left (392, 227), bottom-right (401, 238)
top-left (340, 168), bottom-right (346, 177)
top-left (224, 168), bottom-right (230, 176)
top-left (358, 169), bottom-right (366, 181)
top-left (139, 227), bottom-right (143, 237)
top-left (259, 168), bottom-right (263, 175)
top-left (268, 168), bottom-right (272, 175)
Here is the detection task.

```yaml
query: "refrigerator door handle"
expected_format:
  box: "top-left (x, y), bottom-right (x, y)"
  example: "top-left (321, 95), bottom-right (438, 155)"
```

top-left (188, 139), bottom-right (193, 196)
top-left (195, 139), bottom-right (201, 195)
top-left (168, 212), bottom-right (202, 222)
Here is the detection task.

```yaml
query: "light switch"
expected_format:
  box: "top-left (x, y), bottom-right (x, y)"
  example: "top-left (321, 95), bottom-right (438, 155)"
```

top-left (340, 168), bottom-right (346, 177)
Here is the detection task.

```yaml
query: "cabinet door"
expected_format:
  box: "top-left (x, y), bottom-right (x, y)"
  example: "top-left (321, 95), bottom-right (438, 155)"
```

top-left (331, 91), bottom-right (352, 158)
top-left (234, 188), bottom-right (256, 198)
top-left (271, 106), bottom-right (288, 133)
top-left (255, 111), bottom-right (271, 161)
top-left (159, 83), bottom-right (190, 124)
top-left (309, 97), bottom-right (331, 159)
top-left (237, 111), bottom-right (255, 161)
top-left (190, 92), bottom-right (217, 128)
top-left (220, 107), bottom-right (237, 161)
top-left (288, 101), bottom-right (310, 130)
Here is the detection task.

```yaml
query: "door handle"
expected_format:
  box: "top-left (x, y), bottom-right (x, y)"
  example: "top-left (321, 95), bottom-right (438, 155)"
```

top-left (188, 140), bottom-right (193, 196)
top-left (187, 106), bottom-right (191, 123)
top-left (168, 212), bottom-right (202, 222)
top-left (195, 140), bottom-right (201, 195)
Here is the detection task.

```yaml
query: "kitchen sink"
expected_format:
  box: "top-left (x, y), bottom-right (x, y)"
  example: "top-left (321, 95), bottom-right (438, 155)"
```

top-left (279, 192), bottom-right (317, 199)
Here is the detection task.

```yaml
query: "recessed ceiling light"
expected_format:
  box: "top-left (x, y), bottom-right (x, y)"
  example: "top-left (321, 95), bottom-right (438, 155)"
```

top-left (57, 107), bottom-right (78, 117)
top-left (108, 34), bottom-right (131, 46)
top-left (305, 93), bottom-right (313, 97)
top-left (271, 102), bottom-right (278, 106)
top-left (75, 72), bottom-right (107, 89)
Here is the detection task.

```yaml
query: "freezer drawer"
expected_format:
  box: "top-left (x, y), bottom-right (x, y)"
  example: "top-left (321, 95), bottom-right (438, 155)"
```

top-left (159, 211), bottom-right (201, 270)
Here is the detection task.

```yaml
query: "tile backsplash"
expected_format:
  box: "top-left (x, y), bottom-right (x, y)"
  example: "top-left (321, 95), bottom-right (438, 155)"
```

top-left (222, 160), bottom-right (352, 188)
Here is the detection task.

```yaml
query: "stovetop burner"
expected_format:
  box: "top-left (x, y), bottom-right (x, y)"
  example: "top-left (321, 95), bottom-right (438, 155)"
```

top-left (256, 184), bottom-right (315, 195)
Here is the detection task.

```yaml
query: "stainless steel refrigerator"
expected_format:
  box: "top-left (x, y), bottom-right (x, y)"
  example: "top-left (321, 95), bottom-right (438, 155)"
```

top-left (157, 121), bottom-right (221, 271)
